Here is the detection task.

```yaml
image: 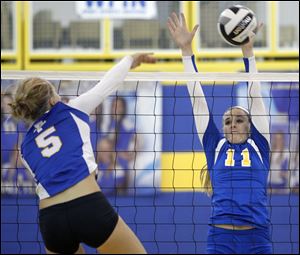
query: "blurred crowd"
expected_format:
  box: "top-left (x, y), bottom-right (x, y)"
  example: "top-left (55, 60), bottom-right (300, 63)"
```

top-left (1, 82), bottom-right (138, 196)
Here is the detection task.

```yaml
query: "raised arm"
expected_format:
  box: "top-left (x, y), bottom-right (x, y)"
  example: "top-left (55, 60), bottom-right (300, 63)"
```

top-left (167, 12), bottom-right (209, 144)
top-left (241, 24), bottom-right (270, 144)
top-left (68, 53), bottom-right (155, 115)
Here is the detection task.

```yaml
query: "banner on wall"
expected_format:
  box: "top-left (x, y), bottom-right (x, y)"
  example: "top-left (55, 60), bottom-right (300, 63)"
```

top-left (76, 1), bottom-right (157, 19)
top-left (96, 81), bottom-right (162, 195)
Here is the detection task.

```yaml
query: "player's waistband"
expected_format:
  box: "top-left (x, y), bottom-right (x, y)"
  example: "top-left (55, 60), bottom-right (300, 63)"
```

top-left (39, 191), bottom-right (104, 215)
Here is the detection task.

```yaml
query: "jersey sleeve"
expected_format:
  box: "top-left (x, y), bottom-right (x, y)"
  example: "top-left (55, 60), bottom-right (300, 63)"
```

top-left (202, 113), bottom-right (223, 170)
top-left (68, 56), bottom-right (133, 115)
top-left (250, 122), bottom-right (270, 169)
top-left (244, 57), bottom-right (270, 145)
top-left (182, 55), bottom-right (209, 145)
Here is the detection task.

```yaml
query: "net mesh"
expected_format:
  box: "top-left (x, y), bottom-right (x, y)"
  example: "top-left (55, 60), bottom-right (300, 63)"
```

top-left (1, 72), bottom-right (299, 254)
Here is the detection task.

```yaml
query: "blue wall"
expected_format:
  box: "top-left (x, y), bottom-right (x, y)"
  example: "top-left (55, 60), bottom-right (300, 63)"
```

top-left (163, 84), bottom-right (236, 152)
top-left (1, 193), bottom-right (299, 254)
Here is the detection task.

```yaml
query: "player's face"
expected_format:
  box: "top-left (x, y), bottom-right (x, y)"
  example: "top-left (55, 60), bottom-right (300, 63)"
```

top-left (223, 108), bottom-right (250, 144)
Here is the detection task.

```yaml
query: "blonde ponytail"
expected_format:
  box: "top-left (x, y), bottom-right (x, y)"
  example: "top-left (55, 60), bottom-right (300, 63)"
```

top-left (9, 78), bottom-right (56, 122)
top-left (199, 165), bottom-right (213, 196)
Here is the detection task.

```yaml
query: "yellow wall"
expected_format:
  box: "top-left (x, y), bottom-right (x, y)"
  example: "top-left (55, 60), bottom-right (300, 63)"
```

top-left (161, 152), bottom-right (207, 192)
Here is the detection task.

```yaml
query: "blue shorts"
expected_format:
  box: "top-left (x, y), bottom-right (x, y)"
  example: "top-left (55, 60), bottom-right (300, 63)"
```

top-left (207, 225), bottom-right (272, 254)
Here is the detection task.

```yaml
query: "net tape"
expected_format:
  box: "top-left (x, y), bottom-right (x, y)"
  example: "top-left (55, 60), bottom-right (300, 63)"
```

top-left (2, 71), bottom-right (299, 82)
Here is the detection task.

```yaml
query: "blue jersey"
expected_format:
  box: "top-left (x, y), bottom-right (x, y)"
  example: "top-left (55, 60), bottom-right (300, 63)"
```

top-left (21, 102), bottom-right (97, 199)
top-left (203, 114), bottom-right (270, 228)
top-left (108, 118), bottom-right (135, 152)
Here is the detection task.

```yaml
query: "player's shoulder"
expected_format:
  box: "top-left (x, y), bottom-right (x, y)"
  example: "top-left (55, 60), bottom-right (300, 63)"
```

top-left (47, 102), bottom-right (89, 121)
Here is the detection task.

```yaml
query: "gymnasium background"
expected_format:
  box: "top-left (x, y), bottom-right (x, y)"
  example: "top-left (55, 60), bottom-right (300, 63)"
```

top-left (1, 1), bottom-right (299, 254)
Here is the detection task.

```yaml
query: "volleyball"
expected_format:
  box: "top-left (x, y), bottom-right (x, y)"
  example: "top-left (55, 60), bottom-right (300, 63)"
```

top-left (217, 5), bottom-right (257, 46)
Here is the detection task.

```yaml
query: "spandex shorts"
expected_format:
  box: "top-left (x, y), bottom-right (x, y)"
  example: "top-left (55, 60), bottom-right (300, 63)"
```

top-left (39, 192), bottom-right (118, 253)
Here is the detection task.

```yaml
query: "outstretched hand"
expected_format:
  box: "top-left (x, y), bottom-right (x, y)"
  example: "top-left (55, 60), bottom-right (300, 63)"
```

top-left (241, 22), bottom-right (264, 57)
top-left (130, 53), bottom-right (156, 69)
top-left (167, 12), bottom-right (199, 55)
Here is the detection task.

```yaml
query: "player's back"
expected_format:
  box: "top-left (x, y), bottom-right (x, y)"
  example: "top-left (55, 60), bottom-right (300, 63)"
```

top-left (21, 102), bottom-right (97, 199)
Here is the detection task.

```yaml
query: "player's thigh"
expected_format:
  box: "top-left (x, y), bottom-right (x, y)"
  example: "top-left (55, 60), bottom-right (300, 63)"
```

top-left (97, 216), bottom-right (146, 254)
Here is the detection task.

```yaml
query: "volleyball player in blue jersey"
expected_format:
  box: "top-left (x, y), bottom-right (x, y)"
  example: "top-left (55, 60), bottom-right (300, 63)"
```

top-left (9, 53), bottom-right (155, 254)
top-left (168, 13), bottom-right (272, 254)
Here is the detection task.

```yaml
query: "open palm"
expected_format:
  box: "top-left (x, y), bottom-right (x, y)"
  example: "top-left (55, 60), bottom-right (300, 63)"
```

top-left (167, 12), bottom-right (199, 49)
top-left (241, 22), bottom-right (263, 57)
top-left (242, 22), bottom-right (264, 49)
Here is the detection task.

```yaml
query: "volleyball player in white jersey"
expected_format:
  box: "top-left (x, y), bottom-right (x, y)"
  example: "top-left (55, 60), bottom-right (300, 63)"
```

top-left (168, 13), bottom-right (272, 254)
top-left (9, 53), bottom-right (155, 254)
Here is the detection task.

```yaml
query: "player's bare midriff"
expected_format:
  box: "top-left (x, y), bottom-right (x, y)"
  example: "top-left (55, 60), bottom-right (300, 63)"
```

top-left (213, 224), bottom-right (254, 230)
top-left (39, 171), bottom-right (101, 209)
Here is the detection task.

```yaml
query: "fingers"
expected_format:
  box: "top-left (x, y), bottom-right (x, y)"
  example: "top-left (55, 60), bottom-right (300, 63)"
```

top-left (140, 53), bottom-right (156, 63)
top-left (144, 54), bottom-right (156, 64)
top-left (248, 31), bottom-right (256, 40)
top-left (247, 21), bottom-right (263, 43)
top-left (168, 12), bottom-right (198, 33)
top-left (171, 12), bottom-right (180, 26)
top-left (253, 22), bottom-right (264, 35)
top-left (180, 12), bottom-right (187, 27)
top-left (144, 56), bottom-right (156, 63)
top-left (191, 24), bottom-right (199, 37)
top-left (134, 53), bottom-right (156, 64)
top-left (167, 18), bottom-right (176, 34)
top-left (245, 21), bottom-right (263, 45)
top-left (256, 22), bottom-right (264, 33)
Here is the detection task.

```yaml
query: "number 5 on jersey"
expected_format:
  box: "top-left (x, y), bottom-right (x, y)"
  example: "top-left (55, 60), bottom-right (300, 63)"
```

top-left (35, 127), bottom-right (62, 158)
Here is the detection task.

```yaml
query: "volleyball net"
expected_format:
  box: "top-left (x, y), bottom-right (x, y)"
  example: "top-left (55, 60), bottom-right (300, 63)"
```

top-left (1, 71), bottom-right (299, 254)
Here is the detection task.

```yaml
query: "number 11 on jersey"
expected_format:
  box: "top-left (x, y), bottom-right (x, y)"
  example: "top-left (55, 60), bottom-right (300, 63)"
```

top-left (225, 148), bottom-right (251, 167)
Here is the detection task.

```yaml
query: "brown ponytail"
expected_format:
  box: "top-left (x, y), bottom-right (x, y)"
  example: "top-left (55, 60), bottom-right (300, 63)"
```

top-left (9, 78), bottom-right (56, 122)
